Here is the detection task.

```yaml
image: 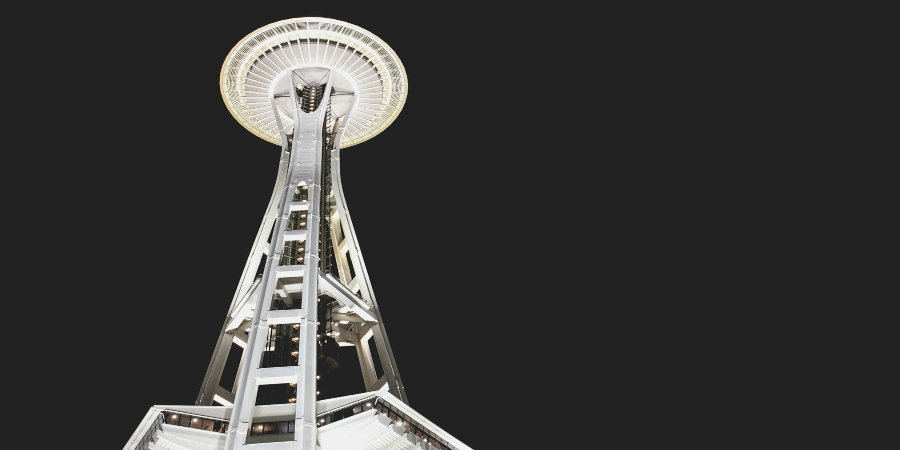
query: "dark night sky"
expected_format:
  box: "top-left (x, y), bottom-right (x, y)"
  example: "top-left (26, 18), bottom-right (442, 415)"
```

top-left (41, 6), bottom-right (732, 449)
top-left (85, 8), bottom-right (552, 450)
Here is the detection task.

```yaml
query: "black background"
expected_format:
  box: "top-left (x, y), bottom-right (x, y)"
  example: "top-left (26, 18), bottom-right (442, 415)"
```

top-left (27, 5), bottom-right (744, 449)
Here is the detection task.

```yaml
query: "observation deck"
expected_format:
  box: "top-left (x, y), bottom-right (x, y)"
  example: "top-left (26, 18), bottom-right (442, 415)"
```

top-left (220, 17), bottom-right (408, 148)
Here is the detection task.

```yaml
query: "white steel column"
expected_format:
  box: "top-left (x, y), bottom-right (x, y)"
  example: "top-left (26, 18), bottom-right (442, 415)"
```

top-left (222, 71), bottom-right (334, 450)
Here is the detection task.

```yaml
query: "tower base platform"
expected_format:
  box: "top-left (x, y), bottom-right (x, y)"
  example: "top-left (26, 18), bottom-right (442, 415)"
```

top-left (125, 387), bottom-right (472, 450)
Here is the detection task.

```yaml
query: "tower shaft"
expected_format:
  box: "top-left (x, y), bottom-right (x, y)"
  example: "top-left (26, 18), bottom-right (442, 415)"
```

top-left (192, 69), bottom-right (405, 449)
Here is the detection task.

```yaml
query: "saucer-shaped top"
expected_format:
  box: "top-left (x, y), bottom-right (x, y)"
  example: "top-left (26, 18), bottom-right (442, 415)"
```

top-left (220, 17), bottom-right (407, 148)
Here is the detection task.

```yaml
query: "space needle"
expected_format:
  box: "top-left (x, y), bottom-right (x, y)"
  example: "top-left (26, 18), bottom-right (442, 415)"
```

top-left (124, 17), bottom-right (472, 450)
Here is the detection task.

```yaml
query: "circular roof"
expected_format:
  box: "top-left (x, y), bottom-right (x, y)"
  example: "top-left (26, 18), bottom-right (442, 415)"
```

top-left (220, 17), bottom-right (408, 148)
